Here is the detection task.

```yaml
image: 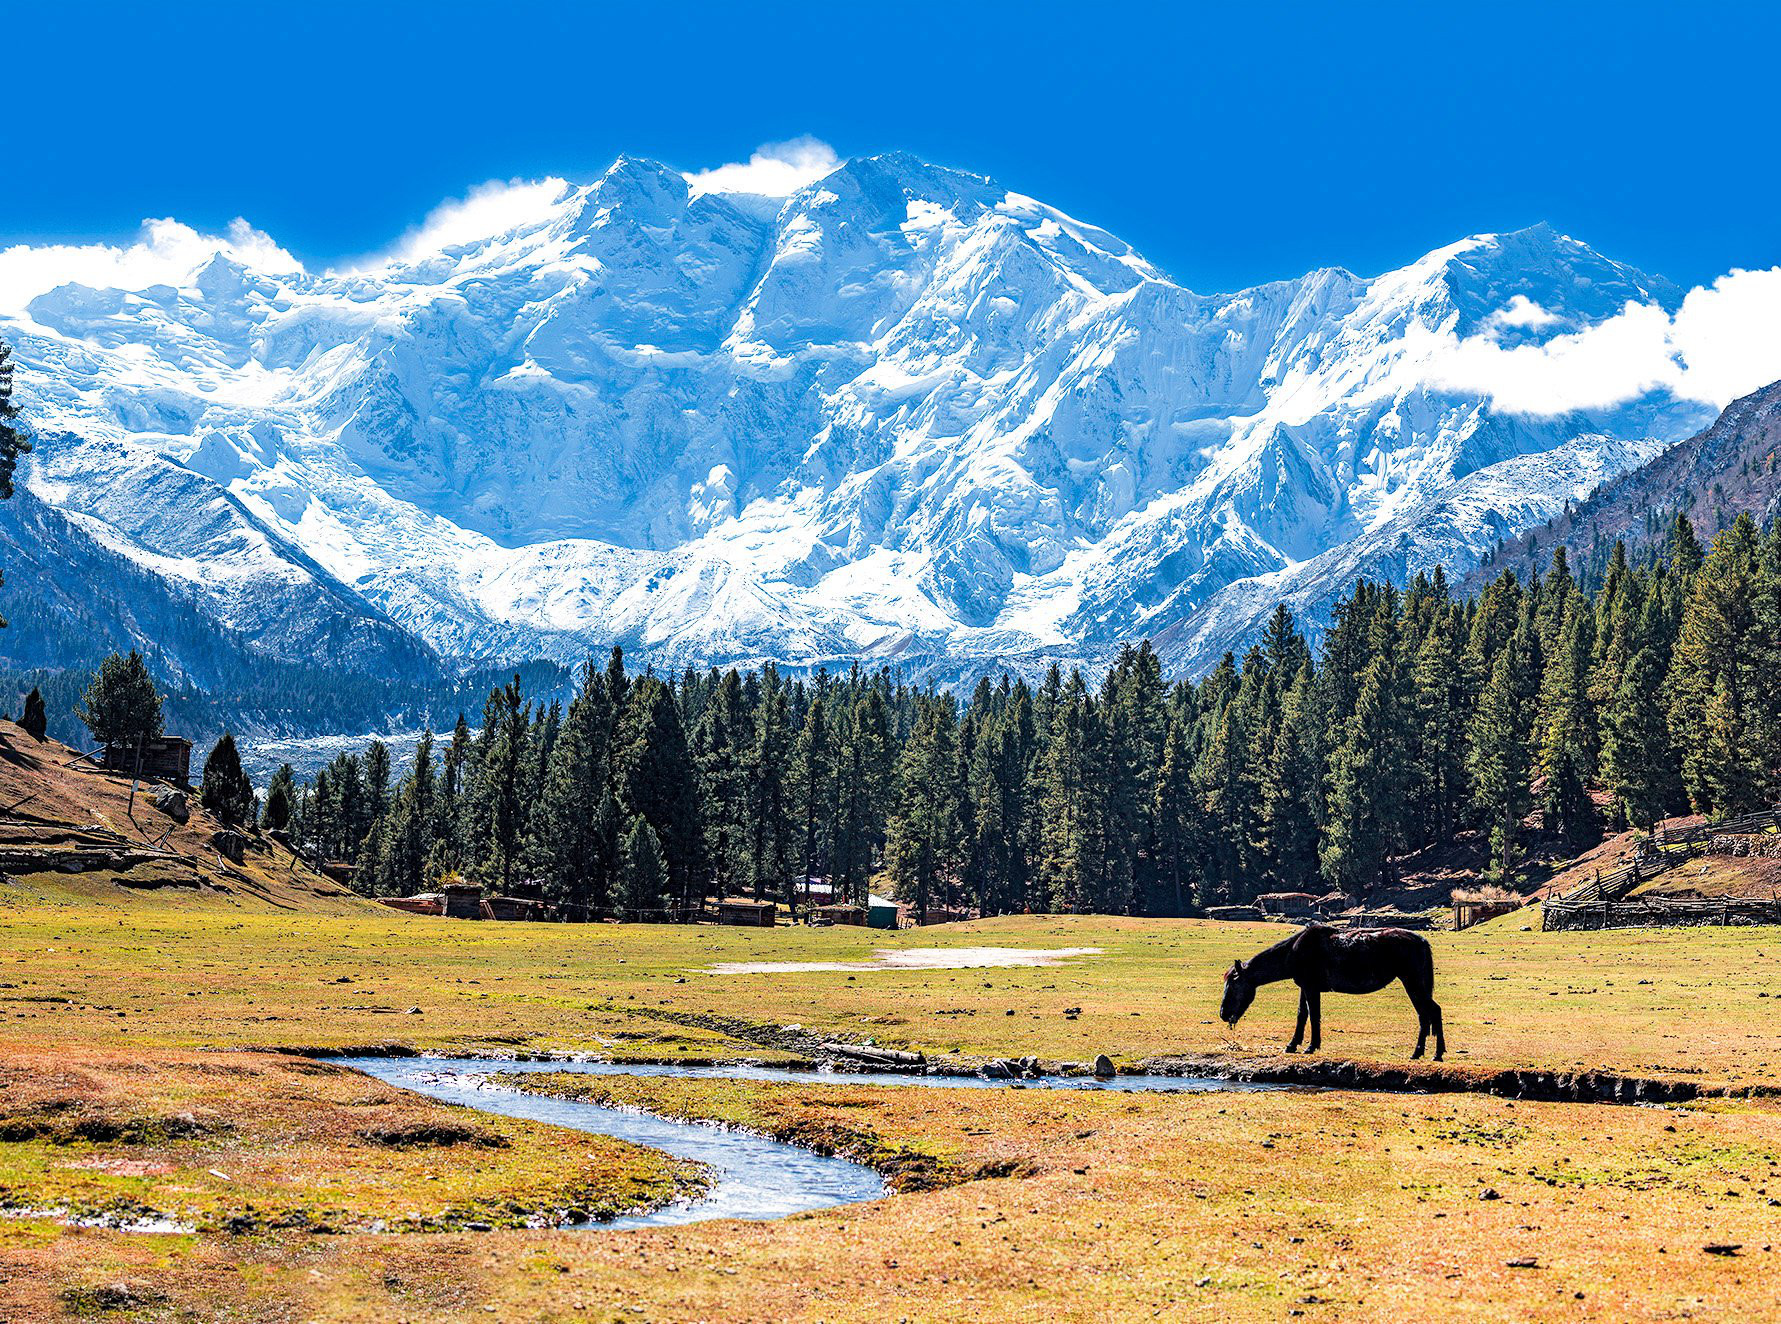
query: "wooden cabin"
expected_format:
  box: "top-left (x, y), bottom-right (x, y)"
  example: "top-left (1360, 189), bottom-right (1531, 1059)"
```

top-left (102, 736), bottom-right (192, 783)
top-left (715, 897), bottom-right (777, 927)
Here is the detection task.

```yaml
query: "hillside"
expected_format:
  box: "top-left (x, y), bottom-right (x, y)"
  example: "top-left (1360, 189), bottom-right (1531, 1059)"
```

top-left (0, 720), bottom-right (371, 913)
top-left (1468, 379), bottom-right (1781, 587)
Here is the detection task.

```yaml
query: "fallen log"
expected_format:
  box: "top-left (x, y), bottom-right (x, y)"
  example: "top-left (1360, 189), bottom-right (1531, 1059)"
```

top-left (820, 1042), bottom-right (927, 1069)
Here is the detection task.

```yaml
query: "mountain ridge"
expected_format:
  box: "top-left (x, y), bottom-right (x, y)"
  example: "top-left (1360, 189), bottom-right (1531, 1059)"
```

top-left (0, 151), bottom-right (1737, 697)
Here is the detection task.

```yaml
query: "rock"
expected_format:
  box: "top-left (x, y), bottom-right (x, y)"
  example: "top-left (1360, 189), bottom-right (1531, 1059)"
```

top-left (980, 1060), bottom-right (1014, 1080)
top-left (1506, 1257), bottom-right (1540, 1269)
top-left (1480, 1188), bottom-right (1501, 1201)
top-left (151, 788), bottom-right (189, 824)
top-left (406, 1006), bottom-right (423, 1015)
top-left (1703, 1243), bottom-right (1742, 1256)
top-left (208, 830), bottom-right (246, 864)
top-left (1092, 1054), bottom-right (1116, 1078)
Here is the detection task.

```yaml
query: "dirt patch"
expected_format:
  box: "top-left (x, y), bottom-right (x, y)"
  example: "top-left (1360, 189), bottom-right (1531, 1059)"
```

top-left (704, 946), bottom-right (1104, 974)
top-left (355, 1122), bottom-right (510, 1149)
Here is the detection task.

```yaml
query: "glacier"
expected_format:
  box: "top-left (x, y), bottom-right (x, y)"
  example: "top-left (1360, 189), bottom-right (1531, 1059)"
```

top-left (0, 151), bottom-right (1725, 688)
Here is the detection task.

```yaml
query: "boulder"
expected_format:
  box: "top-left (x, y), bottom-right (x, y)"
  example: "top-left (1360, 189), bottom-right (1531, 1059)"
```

top-left (209, 830), bottom-right (246, 865)
top-left (151, 788), bottom-right (189, 824)
top-left (1092, 1053), bottom-right (1116, 1078)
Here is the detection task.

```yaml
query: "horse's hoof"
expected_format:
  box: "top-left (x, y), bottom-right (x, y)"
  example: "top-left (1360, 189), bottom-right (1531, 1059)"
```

top-left (1283, 1045), bottom-right (1298, 1054)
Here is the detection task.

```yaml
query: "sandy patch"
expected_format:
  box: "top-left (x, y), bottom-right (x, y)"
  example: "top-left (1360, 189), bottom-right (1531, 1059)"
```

top-left (60, 1157), bottom-right (178, 1177)
top-left (703, 946), bottom-right (1104, 975)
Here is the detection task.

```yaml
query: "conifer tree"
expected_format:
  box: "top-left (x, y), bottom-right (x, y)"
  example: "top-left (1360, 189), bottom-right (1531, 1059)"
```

top-left (694, 670), bottom-right (749, 891)
top-left (747, 664), bottom-right (793, 903)
top-left (199, 732), bottom-right (256, 827)
top-left (610, 675), bottom-right (700, 917)
top-left (1321, 650), bottom-right (1404, 897)
top-left (1467, 644), bottom-right (1531, 880)
top-left (1151, 715), bottom-right (1199, 911)
top-left (19, 687), bottom-right (45, 741)
top-left (616, 817), bottom-right (668, 920)
top-left (791, 693), bottom-right (830, 895)
top-left (524, 662), bottom-right (609, 913)
top-left (1599, 645), bottom-right (1676, 829)
top-left (884, 695), bottom-right (965, 920)
top-left (1669, 515), bottom-right (1765, 812)
top-left (261, 763), bottom-right (297, 832)
top-left (1258, 663), bottom-right (1322, 890)
top-left (78, 651), bottom-right (164, 750)
top-left (1536, 604), bottom-right (1597, 846)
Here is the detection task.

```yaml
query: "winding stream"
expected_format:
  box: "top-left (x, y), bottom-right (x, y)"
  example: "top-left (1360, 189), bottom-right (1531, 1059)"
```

top-left (344, 1056), bottom-right (1274, 1230)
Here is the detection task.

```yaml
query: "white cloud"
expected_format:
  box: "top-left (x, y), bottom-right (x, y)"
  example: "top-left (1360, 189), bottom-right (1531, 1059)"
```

top-left (0, 218), bottom-right (301, 315)
top-left (1428, 269), bottom-right (1781, 416)
top-left (685, 137), bottom-right (839, 198)
top-left (374, 177), bottom-right (571, 266)
top-left (1485, 294), bottom-right (1560, 332)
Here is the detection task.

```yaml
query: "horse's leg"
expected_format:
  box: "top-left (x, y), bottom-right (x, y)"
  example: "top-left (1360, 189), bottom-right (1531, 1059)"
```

top-left (1405, 971), bottom-right (1443, 1060)
top-left (1286, 989), bottom-right (1308, 1053)
top-left (1304, 989), bottom-right (1321, 1054)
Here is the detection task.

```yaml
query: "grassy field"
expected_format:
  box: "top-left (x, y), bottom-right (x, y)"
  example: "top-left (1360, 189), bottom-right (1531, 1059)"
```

top-left (5, 898), bottom-right (1781, 1320)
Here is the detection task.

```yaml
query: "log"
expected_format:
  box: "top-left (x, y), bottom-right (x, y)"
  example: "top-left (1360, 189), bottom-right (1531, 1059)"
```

top-left (821, 1042), bottom-right (927, 1068)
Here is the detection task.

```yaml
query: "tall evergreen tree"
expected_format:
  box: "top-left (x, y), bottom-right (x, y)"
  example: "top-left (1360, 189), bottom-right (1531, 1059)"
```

top-left (616, 817), bottom-right (668, 920)
top-left (19, 687), bottom-right (46, 741)
top-left (199, 732), bottom-right (256, 827)
top-left (78, 651), bottom-right (164, 750)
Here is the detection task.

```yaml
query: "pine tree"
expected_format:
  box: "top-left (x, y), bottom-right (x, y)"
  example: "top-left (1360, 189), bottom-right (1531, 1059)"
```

top-left (523, 662), bottom-right (610, 914)
top-left (834, 684), bottom-right (894, 906)
top-left (1536, 604), bottom-right (1597, 846)
top-left (364, 739), bottom-right (392, 828)
top-left (472, 678), bottom-right (531, 889)
top-left (78, 651), bottom-right (164, 750)
top-left (1600, 645), bottom-right (1677, 829)
top-left (747, 665), bottom-right (793, 903)
top-left (1408, 611), bottom-right (1468, 847)
top-left (1669, 515), bottom-right (1766, 813)
top-left (883, 695), bottom-right (965, 921)
top-left (261, 763), bottom-right (297, 832)
top-left (19, 687), bottom-right (45, 740)
top-left (1037, 670), bottom-right (1103, 912)
top-left (1468, 644), bottom-right (1532, 881)
top-left (694, 670), bottom-right (749, 892)
top-left (616, 817), bottom-right (668, 920)
top-left (610, 675), bottom-right (700, 917)
top-left (1321, 651), bottom-right (1404, 897)
top-left (199, 732), bottom-right (256, 827)
top-left (791, 692), bottom-right (831, 898)
top-left (1258, 663), bottom-right (1321, 891)
top-left (1151, 715), bottom-right (1199, 912)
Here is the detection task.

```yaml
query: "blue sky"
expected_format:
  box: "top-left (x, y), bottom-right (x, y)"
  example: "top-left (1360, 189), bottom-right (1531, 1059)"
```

top-left (9, 1), bottom-right (1776, 291)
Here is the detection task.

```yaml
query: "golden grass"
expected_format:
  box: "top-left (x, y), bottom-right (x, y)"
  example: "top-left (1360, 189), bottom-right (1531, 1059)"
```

top-left (7, 900), bottom-right (1781, 1319)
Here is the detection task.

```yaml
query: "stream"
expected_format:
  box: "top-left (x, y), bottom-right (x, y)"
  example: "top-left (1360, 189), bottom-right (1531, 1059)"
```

top-left (344, 1056), bottom-right (1275, 1230)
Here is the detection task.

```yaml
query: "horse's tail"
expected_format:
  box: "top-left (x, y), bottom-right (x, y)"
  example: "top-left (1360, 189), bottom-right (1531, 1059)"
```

top-left (1414, 932), bottom-right (1437, 991)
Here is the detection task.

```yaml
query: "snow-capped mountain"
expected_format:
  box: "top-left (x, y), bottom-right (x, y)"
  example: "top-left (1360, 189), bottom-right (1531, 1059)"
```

top-left (0, 152), bottom-right (1730, 684)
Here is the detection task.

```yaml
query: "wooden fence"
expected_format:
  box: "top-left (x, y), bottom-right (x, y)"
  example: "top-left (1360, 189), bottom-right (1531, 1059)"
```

top-left (1544, 804), bottom-right (1781, 930)
top-left (1543, 896), bottom-right (1781, 931)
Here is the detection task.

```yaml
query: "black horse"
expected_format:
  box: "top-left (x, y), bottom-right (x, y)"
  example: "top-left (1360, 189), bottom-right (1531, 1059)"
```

top-left (1219, 923), bottom-right (1445, 1060)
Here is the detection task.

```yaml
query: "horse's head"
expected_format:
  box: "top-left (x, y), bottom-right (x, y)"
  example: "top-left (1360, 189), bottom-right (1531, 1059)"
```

top-left (1219, 958), bottom-right (1256, 1026)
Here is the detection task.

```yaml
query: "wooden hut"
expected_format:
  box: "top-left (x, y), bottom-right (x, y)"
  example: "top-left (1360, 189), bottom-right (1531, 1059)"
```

top-left (102, 736), bottom-right (193, 783)
top-left (716, 897), bottom-right (777, 927)
top-left (441, 882), bottom-right (483, 919)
